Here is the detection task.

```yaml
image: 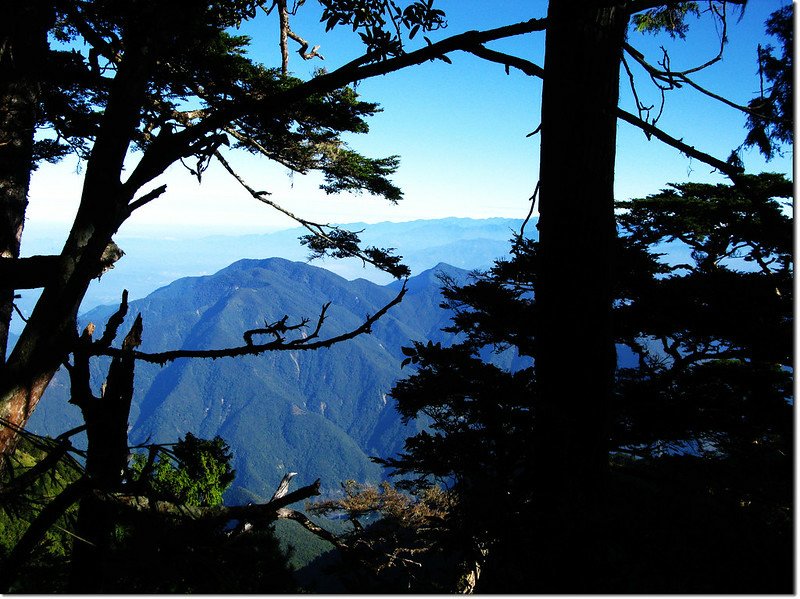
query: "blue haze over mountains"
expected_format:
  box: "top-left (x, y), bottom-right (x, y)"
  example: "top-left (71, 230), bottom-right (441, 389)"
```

top-left (14, 217), bottom-right (527, 325)
top-left (23, 218), bottom-right (530, 502)
top-left (16, 217), bottom-right (685, 500)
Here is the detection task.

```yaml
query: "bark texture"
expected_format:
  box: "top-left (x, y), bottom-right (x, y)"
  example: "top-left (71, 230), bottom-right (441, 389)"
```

top-left (0, 24), bottom-right (151, 461)
top-left (535, 0), bottom-right (625, 498)
top-left (530, 1), bottom-right (627, 588)
top-left (0, 3), bottom-right (54, 363)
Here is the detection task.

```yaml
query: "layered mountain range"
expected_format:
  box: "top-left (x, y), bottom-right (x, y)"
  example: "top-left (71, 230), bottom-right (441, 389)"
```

top-left (14, 217), bottom-right (526, 326)
top-left (27, 257), bottom-right (476, 502)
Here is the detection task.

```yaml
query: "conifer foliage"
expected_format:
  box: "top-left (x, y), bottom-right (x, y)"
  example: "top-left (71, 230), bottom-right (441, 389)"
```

top-left (383, 173), bottom-right (793, 591)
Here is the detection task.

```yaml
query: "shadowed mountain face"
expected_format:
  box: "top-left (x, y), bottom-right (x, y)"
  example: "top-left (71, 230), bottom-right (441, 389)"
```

top-left (27, 258), bottom-right (473, 502)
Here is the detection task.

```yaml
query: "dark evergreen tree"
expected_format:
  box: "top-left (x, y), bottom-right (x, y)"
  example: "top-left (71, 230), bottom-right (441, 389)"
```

top-left (613, 172), bottom-right (793, 461)
top-left (383, 173), bottom-right (792, 592)
top-left (741, 5), bottom-right (793, 160)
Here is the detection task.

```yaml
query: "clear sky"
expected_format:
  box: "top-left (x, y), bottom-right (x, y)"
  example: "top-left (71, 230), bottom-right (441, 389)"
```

top-left (24, 0), bottom-right (793, 243)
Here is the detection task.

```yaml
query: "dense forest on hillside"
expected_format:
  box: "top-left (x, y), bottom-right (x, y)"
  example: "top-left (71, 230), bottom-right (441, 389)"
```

top-left (0, 0), bottom-right (793, 593)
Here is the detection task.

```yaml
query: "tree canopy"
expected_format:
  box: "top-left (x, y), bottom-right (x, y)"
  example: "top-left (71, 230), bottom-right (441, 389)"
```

top-left (0, 0), bottom-right (793, 593)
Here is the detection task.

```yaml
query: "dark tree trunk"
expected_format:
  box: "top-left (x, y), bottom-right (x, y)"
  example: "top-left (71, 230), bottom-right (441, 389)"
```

top-left (0, 3), bottom-right (54, 363)
top-left (67, 316), bottom-right (142, 593)
top-left (0, 30), bottom-right (151, 462)
top-left (529, 1), bottom-right (627, 588)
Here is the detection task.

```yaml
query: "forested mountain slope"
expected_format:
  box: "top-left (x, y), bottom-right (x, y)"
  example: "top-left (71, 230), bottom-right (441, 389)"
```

top-left (26, 258), bottom-right (471, 501)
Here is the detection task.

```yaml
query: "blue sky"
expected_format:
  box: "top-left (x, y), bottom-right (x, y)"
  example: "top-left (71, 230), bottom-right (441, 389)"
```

top-left (24, 1), bottom-right (793, 241)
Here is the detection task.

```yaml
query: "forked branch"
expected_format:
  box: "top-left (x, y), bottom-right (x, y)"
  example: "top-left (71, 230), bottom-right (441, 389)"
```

top-left (468, 44), bottom-right (744, 182)
top-left (92, 282), bottom-right (407, 366)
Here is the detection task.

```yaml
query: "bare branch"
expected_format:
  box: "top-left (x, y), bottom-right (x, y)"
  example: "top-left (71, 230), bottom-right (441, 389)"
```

top-left (519, 181), bottom-right (540, 239)
top-left (621, 53), bottom-right (663, 128)
top-left (92, 282), bottom-right (407, 366)
top-left (94, 290), bottom-right (129, 349)
top-left (287, 27), bottom-right (324, 62)
top-left (127, 184), bottom-right (167, 213)
top-left (98, 477), bottom-right (322, 524)
top-left (0, 240), bottom-right (122, 291)
top-left (276, 507), bottom-right (349, 550)
top-left (243, 314), bottom-right (311, 346)
top-left (623, 43), bottom-right (764, 118)
top-left (277, 0), bottom-right (290, 74)
top-left (0, 255), bottom-right (61, 290)
top-left (465, 45), bottom-right (544, 78)
top-left (463, 36), bottom-right (742, 181)
top-left (616, 108), bottom-right (743, 180)
top-left (270, 471), bottom-right (298, 501)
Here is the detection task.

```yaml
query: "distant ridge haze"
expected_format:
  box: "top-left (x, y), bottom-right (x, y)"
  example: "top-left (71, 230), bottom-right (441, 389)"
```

top-left (12, 217), bottom-right (529, 333)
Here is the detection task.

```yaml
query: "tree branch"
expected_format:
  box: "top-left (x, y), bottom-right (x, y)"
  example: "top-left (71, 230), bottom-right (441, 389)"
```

top-left (92, 282), bottom-right (407, 366)
top-left (98, 477), bottom-right (322, 524)
top-left (465, 45), bottom-right (544, 78)
top-left (276, 507), bottom-right (349, 550)
top-left (463, 40), bottom-right (742, 181)
top-left (0, 240), bottom-right (123, 290)
top-left (616, 107), bottom-right (743, 180)
top-left (122, 17), bottom-right (548, 195)
top-left (623, 43), bottom-right (765, 118)
top-left (127, 184), bottom-right (167, 214)
top-left (214, 150), bottom-right (408, 277)
top-left (94, 290), bottom-right (129, 349)
top-left (0, 255), bottom-right (61, 290)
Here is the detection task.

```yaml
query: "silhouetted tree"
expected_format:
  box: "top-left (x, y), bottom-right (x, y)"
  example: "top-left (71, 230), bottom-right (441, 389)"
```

top-left (381, 171), bottom-right (792, 590)
top-left (1, 1), bottom-right (792, 591)
top-left (614, 172), bottom-right (793, 461)
top-left (460, 3), bottom-right (790, 587)
top-left (740, 5), bottom-right (793, 160)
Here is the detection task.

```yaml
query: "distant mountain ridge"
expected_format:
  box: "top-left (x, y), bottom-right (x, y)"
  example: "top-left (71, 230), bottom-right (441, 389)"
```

top-left (28, 258), bottom-right (476, 502)
top-left (13, 217), bottom-right (528, 331)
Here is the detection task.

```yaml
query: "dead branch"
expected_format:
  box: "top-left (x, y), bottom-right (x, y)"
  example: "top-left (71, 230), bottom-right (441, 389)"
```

top-left (276, 507), bottom-right (350, 550)
top-left (466, 40), bottom-right (742, 182)
top-left (98, 477), bottom-right (322, 524)
top-left (243, 314), bottom-right (311, 346)
top-left (0, 236), bottom-right (119, 291)
top-left (0, 255), bottom-right (61, 290)
top-left (465, 45), bottom-right (544, 78)
top-left (92, 282), bottom-right (407, 366)
top-left (270, 471), bottom-right (298, 501)
top-left (127, 184), bottom-right (167, 213)
top-left (0, 239), bottom-right (121, 290)
top-left (94, 290), bottom-right (129, 349)
top-left (623, 43), bottom-right (766, 119)
top-left (615, 108), bottom-right (743, 181)
top-left (267, 0), bottom-right (324, 75)
top-left (519, 181), bottom-right (540, 239)
top-left (287, 30), bottom-right (324, 62)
